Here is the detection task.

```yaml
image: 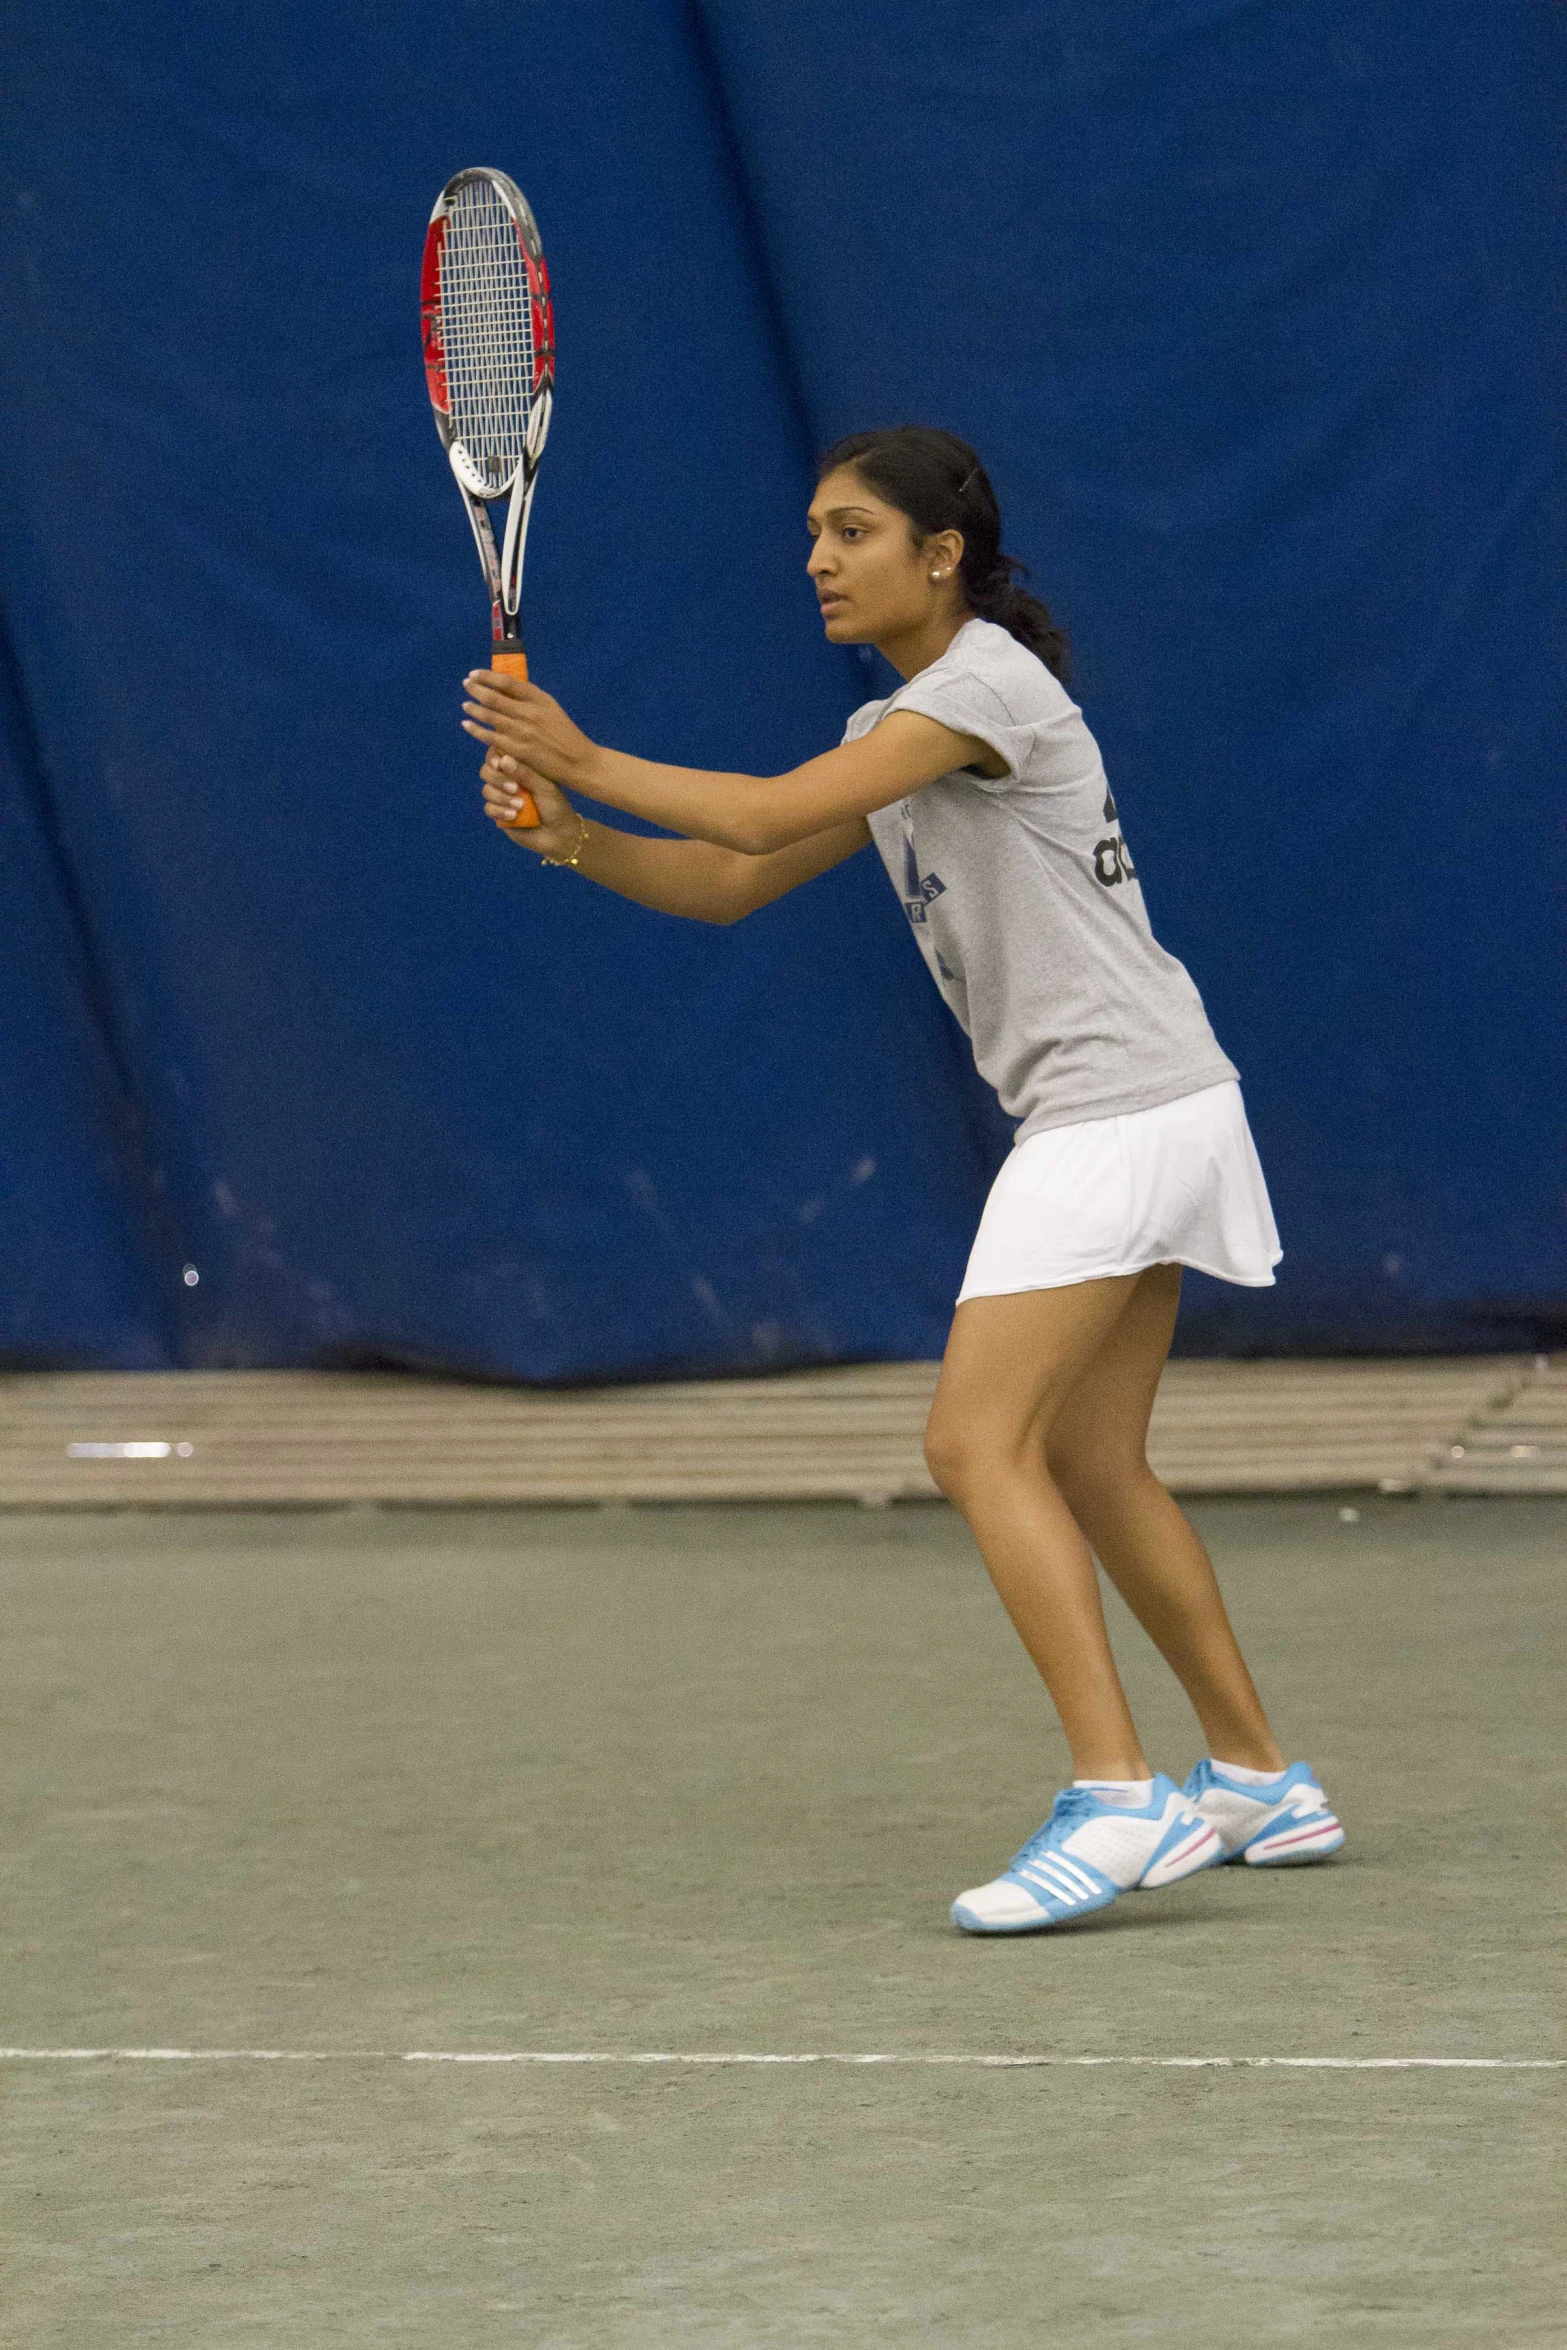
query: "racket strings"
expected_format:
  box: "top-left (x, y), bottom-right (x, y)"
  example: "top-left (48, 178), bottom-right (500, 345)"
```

top-left (439, 179), bottom-right (537, 491)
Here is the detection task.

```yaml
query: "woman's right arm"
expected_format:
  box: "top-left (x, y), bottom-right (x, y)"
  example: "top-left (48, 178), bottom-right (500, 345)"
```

top-left (480, 751), bottom-right (870, 926)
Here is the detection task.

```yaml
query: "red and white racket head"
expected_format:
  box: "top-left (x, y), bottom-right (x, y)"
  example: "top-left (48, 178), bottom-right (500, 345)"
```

top-left (421, 169), bottom-right (555, 500)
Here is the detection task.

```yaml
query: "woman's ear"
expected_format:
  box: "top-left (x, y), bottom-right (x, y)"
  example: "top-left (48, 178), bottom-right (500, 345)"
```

top-left (924, 529), bottom-right (965, 583)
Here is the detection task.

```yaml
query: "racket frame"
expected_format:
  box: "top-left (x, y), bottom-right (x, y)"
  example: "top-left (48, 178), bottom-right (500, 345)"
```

top-left (421, 168), bottom-right (555, 658)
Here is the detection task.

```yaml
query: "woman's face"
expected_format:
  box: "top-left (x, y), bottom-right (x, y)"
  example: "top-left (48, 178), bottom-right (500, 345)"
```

top-left (805, 467), bottom-right (962, 646)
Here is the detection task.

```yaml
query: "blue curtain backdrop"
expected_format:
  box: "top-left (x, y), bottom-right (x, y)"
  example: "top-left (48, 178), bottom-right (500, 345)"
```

top-left (1, 0), bottom-right (1560, 1373)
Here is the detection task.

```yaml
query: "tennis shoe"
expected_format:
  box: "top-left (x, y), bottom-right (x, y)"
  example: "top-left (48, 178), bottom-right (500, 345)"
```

top-left (951, 1774), bottom-right (1222, 1934)
top-left (1182, 1759), bottom-right (1345, 1865)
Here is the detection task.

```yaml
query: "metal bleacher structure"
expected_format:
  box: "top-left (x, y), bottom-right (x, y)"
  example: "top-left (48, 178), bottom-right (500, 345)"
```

top-left (0, 1355), bottom-right (1562, 1508)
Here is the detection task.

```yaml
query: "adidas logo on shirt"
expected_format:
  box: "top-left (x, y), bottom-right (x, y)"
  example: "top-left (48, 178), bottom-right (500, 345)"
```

top-left (1094, 786), bottom-right (1138, 888)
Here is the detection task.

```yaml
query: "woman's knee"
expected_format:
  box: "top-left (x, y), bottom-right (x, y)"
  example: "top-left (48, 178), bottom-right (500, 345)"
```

top-left (921, 1414), bottom-right (968, 1497)
top-left (923, 1413), bottom-right (1015, 1501)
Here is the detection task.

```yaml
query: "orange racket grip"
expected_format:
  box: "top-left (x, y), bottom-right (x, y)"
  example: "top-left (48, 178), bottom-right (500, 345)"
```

top-left (488, 647), bottom-right (540, 828)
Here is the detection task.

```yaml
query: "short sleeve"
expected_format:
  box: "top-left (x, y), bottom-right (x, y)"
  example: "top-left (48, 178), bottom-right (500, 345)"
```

top-left (841, 694), bottom-right (892, 745)
top-left (883, 669), bottom-right (1025, 787)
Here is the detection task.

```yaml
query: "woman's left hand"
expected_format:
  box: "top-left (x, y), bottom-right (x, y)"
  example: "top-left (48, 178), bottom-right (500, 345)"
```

top-left (461, 671), bottom-right (599, 789)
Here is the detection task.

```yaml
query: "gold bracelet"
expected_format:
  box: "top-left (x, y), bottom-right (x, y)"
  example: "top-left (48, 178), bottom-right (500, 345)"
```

top-left (540, 811), bottom-right (591, 870)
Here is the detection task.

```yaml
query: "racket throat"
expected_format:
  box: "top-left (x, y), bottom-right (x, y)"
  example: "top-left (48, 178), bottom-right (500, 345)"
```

top-left (500, 466), bottom-right (537, 623)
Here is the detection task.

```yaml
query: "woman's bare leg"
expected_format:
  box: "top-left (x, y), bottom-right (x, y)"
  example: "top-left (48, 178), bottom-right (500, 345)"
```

top-left (1045, 1264), bottom-right (1284, 1771)
top-left (923, 1276), bottom-right (1152, 1781)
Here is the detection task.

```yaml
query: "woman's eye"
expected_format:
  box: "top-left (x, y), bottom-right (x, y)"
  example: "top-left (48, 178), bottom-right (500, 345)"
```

top-left (841, 527), bottom-right (862, 541)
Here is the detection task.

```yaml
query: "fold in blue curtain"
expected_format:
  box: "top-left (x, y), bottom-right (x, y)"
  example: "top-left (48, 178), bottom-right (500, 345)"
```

top-left (0, 635), bottom-right (170, 1366)
top-left (1, 0), bottom-right (1559, 1370)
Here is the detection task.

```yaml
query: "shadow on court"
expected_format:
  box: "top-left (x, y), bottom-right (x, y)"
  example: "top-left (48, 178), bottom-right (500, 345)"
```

top-left (3, 1495), bottom-right (1562, 2345)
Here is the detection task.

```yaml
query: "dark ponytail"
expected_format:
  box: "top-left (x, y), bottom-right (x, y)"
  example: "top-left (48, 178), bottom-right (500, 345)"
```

top-left (817, 426), bottom-right (1071, 684)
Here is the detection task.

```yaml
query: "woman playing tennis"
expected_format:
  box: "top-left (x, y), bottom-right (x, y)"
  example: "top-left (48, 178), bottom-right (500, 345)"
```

top-left (461, 426), bottom-right (1344, 1933)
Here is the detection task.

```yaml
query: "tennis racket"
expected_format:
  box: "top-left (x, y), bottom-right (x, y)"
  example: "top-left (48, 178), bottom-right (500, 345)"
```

top-left (421, 167), bottom-right (555, 826)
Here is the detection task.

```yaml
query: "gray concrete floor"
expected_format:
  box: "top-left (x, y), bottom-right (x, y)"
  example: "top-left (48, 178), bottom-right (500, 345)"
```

top-left (3, 1496), bottom-right (1563, 2345)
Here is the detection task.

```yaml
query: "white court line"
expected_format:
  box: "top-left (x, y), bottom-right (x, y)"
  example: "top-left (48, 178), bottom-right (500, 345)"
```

top-left (0, 2049), bottom-right (1559, 2071)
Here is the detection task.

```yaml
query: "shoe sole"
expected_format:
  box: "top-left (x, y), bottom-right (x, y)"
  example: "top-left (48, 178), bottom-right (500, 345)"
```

top-left (951, 1881), bottom-right (1119, 1934)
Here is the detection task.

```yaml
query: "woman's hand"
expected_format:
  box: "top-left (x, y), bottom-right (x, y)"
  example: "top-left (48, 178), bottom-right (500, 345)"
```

top-left (480, 750), bottom-right (583, 856)
top-left (462, 670), bottom-right (599, 788)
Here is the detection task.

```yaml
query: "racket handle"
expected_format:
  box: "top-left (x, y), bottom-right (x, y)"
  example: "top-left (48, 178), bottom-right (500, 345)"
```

top-left (489, 646), bottom-right (540, 828)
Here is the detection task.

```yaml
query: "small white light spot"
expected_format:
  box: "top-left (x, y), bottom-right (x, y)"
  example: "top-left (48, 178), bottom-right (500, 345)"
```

top-left (850, 1156), bottom-right (876, 1186)
top-left (1449, 1445), bottom-right (1466, 1458)
top-left (1509, 1444), bottom-right (1539, 1459)
top-left (1534, 1355), bottom-right (1551, 1373)
top-left (182, 1265), bottom-right (200, 1287)
top-left (176, 1442), bottom-right (194, 1459)
top-left (1381, 1253), bottom-right (1403, 1277)
top-left (1337, 1507), bottom-right (1360, 1523)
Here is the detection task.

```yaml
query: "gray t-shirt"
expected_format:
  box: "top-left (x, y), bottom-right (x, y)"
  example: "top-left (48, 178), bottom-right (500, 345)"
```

top-left (852, 617), bottom-right (1238, 1139)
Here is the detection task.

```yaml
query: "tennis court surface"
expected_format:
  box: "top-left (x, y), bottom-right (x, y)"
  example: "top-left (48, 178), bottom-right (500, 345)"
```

top-left (5, 1493), bottom-right (1562, 2345)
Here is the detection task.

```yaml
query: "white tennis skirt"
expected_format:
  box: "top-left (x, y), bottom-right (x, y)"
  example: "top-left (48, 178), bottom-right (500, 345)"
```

top-left (957, 1079), bottom-right (1281, 1302)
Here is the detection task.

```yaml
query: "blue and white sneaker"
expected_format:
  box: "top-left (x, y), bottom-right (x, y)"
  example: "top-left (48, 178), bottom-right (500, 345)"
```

top-left (1182, 1760), bottom-right (1345, 1866)
top-left (951, 1774), bottom-right (1223, 1934)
